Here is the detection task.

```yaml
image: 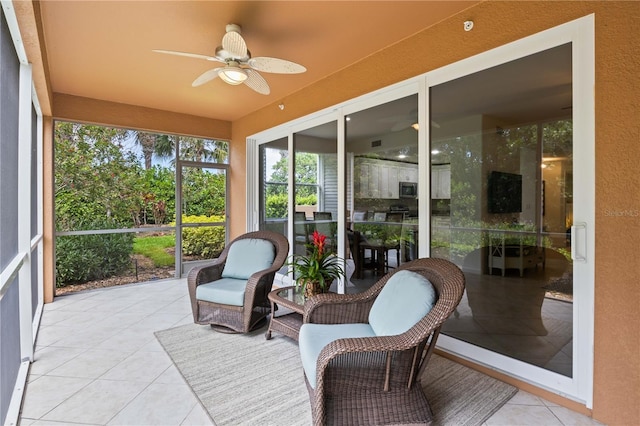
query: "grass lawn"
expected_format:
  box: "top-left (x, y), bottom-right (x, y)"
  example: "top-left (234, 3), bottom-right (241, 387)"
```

top-left (133, 235), bottom-right (175, 267)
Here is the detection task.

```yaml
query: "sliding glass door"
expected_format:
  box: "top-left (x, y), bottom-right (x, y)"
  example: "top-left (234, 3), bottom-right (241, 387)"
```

top-left (428, 17), bottom-right (594, 405)
top-left (248, 16), bottom-right (594, 405)
top-left (431, 43), bottom-right (574, 377)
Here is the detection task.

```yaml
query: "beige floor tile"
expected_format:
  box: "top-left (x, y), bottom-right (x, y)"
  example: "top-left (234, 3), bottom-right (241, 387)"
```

top-left (41, 379), bottom-right (148, 424)
top-left (47, 326), bottom-right (121, 349)
top-left (507, 390), bottom-right (546, 406)
top-left (486, 404), bottom-right (563, 426)
top-left (107, 382), bottom-right (199, 425)
top-left (153, 364), bottom-right (188, 385)
top-left (549, 406), bottom-right (604, 425)
top-left (47, 348), bottom-right (131, 379)
top-left (20, 376), bottom-right (91, 419)
top-left (130, 312), bottom-right (190, 332)
top-left (30, 346), bottom-right (86, 376)
top-left (93, 311), bottom-right (153, 329)
top-left (94, 327), bottom-right (158, 352)
top-left (181, 402), bottom-right (215, 426)
top-left (99, 349), bottom-right (172, 382)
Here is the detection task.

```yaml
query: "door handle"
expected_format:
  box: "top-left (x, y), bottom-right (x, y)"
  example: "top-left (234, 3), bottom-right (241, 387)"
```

top-left (571, 223), bottom-right (587, 262)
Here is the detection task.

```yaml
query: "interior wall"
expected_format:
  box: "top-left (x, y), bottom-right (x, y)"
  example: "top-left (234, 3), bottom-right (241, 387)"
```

top-left (230, 2), bottom-right (640, 424)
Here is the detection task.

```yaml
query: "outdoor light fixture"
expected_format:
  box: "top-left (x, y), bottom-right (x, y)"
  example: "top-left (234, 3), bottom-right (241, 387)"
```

top-left (218, 64), bottom-right (248, 85)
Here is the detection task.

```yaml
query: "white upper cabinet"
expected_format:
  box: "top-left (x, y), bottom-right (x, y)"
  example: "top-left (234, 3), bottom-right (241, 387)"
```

top-left (354, 157), bottom-right (417, 199)
top-left (431, 164), bottom-right (451, 199)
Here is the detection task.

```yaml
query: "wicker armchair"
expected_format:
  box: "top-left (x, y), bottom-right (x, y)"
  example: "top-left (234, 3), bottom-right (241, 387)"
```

top-left (299, 258), bottom-right (465, 425)
top-left (187, 230), bottom-right (289, 333)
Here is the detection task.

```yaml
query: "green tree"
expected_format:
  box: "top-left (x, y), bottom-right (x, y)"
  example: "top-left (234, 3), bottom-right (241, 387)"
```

top-left (182, 168), bottom-right (226, 216)
top-left (133, 131), bottom-right (157, 170)
top-left (140, 165), bottom-right (176, 225)
top-left (55, 122), bottom-right (140, 285)
top-left (268, 151), bottom-right (318, 198)
top-left (55, 122), bottom-right (144, 230)
top-left (179, 137), bottom-right (228, 163)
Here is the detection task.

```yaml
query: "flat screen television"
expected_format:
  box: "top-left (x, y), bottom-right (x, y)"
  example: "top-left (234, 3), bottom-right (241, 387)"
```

top-left (488, 171), bottom-right (522, 213)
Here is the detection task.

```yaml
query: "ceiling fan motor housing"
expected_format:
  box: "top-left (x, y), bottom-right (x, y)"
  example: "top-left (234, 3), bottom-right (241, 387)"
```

top-left (215, 46), bottom-right (251, 63)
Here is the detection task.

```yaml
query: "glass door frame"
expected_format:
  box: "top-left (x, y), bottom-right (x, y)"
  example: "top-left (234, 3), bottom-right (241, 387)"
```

top-left (176, 159), bottom-right (230, 276)
top-left (246, 14), bottom-right (594, 406)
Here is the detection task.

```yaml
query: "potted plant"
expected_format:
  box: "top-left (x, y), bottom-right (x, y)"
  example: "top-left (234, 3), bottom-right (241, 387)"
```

top-left (288, 230), bottom-right (345, 299)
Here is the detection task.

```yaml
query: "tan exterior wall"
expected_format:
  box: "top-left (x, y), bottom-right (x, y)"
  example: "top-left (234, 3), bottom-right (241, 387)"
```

top-left (42, 117), bottom-right (54, 303)
top-left (52, 93), bottom-right (231, 140)
top-left (229, 2), bottom-right (640, 424)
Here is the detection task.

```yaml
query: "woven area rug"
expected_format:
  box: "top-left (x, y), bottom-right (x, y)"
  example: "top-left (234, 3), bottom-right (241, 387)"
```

top-left (155, 324), bottom-right (517, 426)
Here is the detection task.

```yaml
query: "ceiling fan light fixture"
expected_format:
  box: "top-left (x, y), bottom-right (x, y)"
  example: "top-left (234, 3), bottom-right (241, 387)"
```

top-left (218, 66), bottom-right (248, 85)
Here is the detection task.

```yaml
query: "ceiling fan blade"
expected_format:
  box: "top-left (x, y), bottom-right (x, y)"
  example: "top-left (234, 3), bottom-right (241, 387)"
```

top-left (244, 69), bottom-right (270, 95)
top-left (222, 29), bottom-right (247, 58)
top-left (248, 57), bottom-right (306, 74)
top-left (391, 120), bottom-right (413, 132)
top-left (152, 49), bottom-right (221, 62)
top-left (192, 68), bottom-right (222, 87)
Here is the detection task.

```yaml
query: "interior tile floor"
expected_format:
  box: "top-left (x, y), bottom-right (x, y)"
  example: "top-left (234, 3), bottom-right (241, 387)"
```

top-left (20, 277), bottom-right (602, 426)
top-left (347, 247), bottom-right (574, 377)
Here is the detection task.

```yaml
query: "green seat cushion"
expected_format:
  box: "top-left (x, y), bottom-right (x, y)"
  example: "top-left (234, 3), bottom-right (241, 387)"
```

top-left (368, 270), bottom-right (436, 336)
top-left (221, 238), bottom-right (276, 280)
top-left (298, 323), bottom-right (376, 389)
top-left (195, 277), bottom-right (248, 306)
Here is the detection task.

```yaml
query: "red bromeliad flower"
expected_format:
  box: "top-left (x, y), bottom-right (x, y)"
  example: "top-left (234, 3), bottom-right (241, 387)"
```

top-left (287, 230), bottom-right (345, 293)
top-left (312, 230), bottom-right (326, 256)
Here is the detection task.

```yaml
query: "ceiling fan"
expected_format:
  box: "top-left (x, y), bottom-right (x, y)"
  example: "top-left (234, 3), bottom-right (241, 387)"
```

top-left (153, 24), bottom-right (306, 95)
top-left (384, 110), bottom-right (441, 132)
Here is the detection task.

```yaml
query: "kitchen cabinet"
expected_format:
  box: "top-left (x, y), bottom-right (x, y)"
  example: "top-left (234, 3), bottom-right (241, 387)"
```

top-left (354, 157), bottom-right (416, 199)
top-left (431, 164), bottom-right (451, 199)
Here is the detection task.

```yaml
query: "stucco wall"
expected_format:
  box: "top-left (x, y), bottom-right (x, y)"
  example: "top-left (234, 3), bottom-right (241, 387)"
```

top-left (229, 2), bottom-right (640, 424)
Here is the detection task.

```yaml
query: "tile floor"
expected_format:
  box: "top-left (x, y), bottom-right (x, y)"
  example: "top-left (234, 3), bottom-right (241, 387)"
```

top-left (351, 249), bottom-right (575, 377)
top-left (20, 278), bottom-right (603, 425)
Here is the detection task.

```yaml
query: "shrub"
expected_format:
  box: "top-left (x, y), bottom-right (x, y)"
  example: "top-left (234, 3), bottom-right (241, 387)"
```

top-left (56, 230), bottom-right (134, 287)
top-left (266, 193), bottom-right (317, 219)
top-left (180, 215), bottom-right (226, 259)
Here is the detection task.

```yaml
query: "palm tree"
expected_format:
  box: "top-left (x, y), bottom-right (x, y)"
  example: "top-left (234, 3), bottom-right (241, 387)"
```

top-left (133, 131), bottom-right (157, 170)
top-left (133, 131), bottom-right (228, 168)
top-left (179, 137), bottom-right (228, 163)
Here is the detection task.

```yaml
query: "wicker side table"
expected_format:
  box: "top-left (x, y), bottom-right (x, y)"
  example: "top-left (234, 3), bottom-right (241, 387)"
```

top-left (265, 286), bottom-right (306, 341)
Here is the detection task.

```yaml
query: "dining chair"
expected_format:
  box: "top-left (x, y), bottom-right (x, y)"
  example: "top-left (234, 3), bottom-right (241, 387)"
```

top-left (384, 212), bottom-right (405, 270)
top-left (313, 211), bottom-right (335, 252)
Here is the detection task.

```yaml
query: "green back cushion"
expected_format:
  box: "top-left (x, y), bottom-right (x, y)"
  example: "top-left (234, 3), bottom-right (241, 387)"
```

top-left (221, 238), bottom-right (276, 280)
top-left (368, 270), bottom-right (437, 336)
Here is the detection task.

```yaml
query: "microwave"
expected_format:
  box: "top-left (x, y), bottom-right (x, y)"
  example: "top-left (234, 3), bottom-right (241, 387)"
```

top-left (399, 181), bottom-right (417, 198)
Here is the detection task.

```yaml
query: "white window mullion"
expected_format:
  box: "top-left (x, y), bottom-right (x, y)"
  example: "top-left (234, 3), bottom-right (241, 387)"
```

top-left (336, 112), bottom-right (346, 294)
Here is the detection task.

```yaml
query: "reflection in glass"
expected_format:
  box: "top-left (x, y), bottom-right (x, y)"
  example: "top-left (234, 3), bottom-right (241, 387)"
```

top-left (259, 138), bottom-right (289, 236)
top-left (345, 94), bottom-right (419, 285)
top-left (431, 44), bottom-right (574, 377)
top-left (294, 121), bottom-right (338, 255)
